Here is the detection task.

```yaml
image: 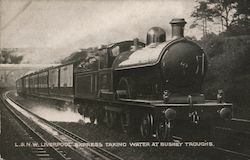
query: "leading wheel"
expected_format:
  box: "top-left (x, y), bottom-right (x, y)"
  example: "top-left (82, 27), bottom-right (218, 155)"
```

top-left (89, 107), bottom-right (96, 124)
top-left (156, 119), bottom-right (172, 141)
top-left (96, 109), bottom-right (105, 125)
top-left (140, 113), bottom-right (154, 139)
top-left (89, 115), bottom-right (96, 124)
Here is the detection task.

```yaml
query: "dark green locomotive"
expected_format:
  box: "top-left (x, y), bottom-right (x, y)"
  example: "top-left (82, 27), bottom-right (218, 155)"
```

top-left (17, 18), bottom-right (232, 141)
top-left (74, 18), bottom-right (232, 141)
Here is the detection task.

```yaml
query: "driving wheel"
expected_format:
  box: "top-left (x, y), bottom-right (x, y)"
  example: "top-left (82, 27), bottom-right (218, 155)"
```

top-left (140, 113), bottom-right (154, 139)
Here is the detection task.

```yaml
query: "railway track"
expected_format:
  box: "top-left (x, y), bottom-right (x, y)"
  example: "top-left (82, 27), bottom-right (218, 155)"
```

top-left (1, 92), bottom-right (71, 160)
top-left (213, 118), bottom-right (250, 159)
top-left (2, 91), bottom-right (124, 160)
top-left (167, 119), bottom-right (250, 159)
top-left (173, 131), bottom-right (250, 159)
top-left (3, 90), bottom-right (250, 160)
top-left (207, 106), bottom-right (250, 159)
top-left (214, 146), bottom-right (250, 159)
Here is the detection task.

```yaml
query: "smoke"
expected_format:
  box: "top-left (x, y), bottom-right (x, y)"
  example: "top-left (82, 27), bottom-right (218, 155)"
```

top-left (14, 48), bottom-right (75, 64)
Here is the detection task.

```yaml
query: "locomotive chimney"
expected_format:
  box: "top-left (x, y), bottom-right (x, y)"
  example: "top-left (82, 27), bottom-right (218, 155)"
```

top-left (170, 18), bottom-right (186, 39)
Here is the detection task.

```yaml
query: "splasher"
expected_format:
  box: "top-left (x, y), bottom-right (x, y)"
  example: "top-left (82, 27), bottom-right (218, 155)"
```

top-left (29, 105), bottom-right (85, 123)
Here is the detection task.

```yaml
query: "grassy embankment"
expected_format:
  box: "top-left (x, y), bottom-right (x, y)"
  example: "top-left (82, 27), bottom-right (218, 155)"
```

top-left (201, 35), bottom-right (250, 119)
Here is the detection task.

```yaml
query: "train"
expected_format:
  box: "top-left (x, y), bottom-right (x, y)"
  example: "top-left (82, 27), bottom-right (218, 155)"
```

top-left (16, 18), bottom-right (232, 141)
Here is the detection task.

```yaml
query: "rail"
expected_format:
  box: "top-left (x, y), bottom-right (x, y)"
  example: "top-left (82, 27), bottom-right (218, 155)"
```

top-left (1, 92), bottom-right (70, 160)
top-left (4, 91), bottom-right (124, 160)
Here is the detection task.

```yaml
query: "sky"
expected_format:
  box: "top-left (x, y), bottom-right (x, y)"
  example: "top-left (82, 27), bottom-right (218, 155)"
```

top-left (0, 0), bottom-right (209, 64)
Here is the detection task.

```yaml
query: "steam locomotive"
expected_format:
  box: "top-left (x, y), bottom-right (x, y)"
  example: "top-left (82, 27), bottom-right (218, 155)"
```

top-left (16, 18), bottom-right (232, 141)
